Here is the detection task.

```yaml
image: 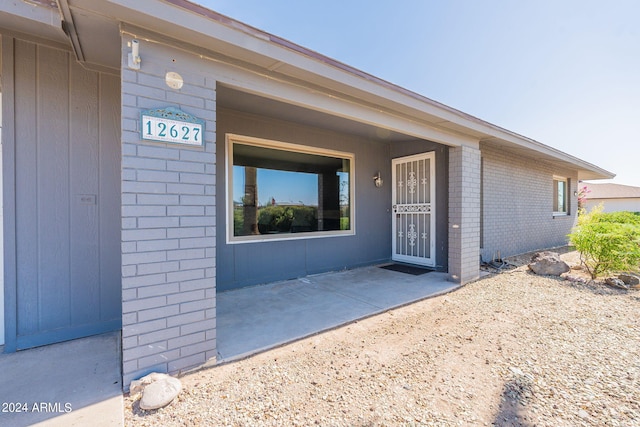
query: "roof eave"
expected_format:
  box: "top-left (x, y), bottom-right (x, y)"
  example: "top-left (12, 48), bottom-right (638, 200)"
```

top-left (72, 0), bottom-right (615, 179)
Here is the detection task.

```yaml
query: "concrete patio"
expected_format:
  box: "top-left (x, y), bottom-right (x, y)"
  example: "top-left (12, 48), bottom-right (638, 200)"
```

top-left (0, 264), bottom-right (456, 427)
top-left (216, 264), bottom-right (459, 362)
top-left (0, 331), bottom-right (123, 427)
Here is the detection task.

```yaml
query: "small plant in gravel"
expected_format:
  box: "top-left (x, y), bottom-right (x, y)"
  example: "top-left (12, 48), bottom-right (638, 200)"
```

top-left (568, 205), bottom-right (640, 279)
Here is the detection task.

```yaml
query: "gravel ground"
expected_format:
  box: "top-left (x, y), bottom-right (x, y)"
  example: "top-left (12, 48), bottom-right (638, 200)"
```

top-left (125, 251), bottom-right (640, 426)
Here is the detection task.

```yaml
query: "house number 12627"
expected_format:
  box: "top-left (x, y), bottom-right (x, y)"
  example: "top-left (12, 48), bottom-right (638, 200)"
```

top-left (142, 115), bottom-right (203, 146)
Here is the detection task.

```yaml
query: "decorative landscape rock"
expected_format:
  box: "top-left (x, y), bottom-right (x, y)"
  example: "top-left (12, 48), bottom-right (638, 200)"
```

top-left (130, 372), bottom-right (183, 410)
top-left (564, 274), bottom-right (587, 284)
top-left (130, 372), bottom-right (171, 395)
top-left (528, 252), bottom-right (570, 276)
top-left (140, 377), bottom-right (182, 410)
top-left (618, 273), bottom-right (640, 287)
top-left (605, 277), bottom-right (629, 290)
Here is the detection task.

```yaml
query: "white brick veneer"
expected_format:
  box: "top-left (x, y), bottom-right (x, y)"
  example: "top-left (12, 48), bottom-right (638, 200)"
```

top-left (120, 35), bottom-right (217, 388)
top-left (480, 142), bottom-right (578, 262)
top-left (448, 145), bottom-right (481, 283)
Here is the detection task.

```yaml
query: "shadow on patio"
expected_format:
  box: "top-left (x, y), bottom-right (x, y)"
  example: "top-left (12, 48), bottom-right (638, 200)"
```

top-left (0, 332), bottom-right (123, 427)
top-left (216, 264), bottom-right (458, 362)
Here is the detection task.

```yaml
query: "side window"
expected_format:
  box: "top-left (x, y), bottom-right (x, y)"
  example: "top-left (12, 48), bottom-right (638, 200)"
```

top-left (553, 177), bottom-right (569, 215)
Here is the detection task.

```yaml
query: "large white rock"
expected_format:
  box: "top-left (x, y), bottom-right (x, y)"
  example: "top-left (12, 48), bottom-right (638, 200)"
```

top-left (131, 372), bottom-right (183, 410)
top-left (130, 372), bottom-right (171, 395)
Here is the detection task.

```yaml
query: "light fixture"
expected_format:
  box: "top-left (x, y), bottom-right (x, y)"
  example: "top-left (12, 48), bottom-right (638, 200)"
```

top-left (573, 190), bottom-right (579, 197)
top-left (128, 39), bottom-right (141, 70)
top-left (373, 172), bottom-right (383, 188)
top-left (165, 72), bottom-right (184, 89)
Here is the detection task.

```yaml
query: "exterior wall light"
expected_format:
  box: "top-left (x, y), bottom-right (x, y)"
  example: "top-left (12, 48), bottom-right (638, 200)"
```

top-left (373, 172), bottom-right (383, 188)
top-left (128, 39), bottom-right (141, 70)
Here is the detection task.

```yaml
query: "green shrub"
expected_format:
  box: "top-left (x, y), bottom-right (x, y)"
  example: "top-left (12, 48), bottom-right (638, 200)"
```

top-left (233, 208), bottom-right (244, 236)
top-left (591, 210), bottom-right (640, 225)
top-left (568, 205), bottom-right (640, 278)
top-left (258, 205), bottom-right (318, 234)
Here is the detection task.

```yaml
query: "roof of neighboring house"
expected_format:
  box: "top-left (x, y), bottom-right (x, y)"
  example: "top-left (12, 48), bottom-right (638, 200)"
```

top-left (0, 0), bottom-right (616, 181)
top-left (583, 182), bottom-right (640, 200)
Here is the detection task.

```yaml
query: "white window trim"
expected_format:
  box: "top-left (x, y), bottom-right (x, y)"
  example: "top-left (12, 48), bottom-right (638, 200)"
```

top-left (553, 175), bottom-right (569, 217)
top-left (225, 133), bottom-right (356, 244)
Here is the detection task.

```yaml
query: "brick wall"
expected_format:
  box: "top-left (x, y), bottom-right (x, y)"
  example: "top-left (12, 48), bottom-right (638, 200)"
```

top-left (480, 142), bottom-right (578, 262)
top-left (448, 145), bottom-right (481, 283)
top-left (120, 35), bottom-right (217, 387)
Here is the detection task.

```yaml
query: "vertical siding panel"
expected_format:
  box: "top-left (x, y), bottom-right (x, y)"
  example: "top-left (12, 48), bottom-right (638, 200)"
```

top-left (14, 40), bottom-right (39, 335)
top-left (2, 35), bottom-right (17, 350)
top-left (69, 58), bottom-right (100, 325)
top-left (37, 45), bottom-right (71, 329)
top-left (11, 40), bottom-right (121, 348)
top-left (98, 73), bottom-right (122, 322)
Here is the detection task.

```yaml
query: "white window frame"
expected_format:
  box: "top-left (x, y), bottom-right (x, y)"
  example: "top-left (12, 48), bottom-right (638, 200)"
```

top-left (553, 176), bottom-right (569, 216)
top-left (226, 133), bottom-right (356, 244)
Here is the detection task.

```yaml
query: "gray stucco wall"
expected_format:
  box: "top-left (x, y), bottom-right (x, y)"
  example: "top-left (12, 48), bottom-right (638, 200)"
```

top-left (390, 140), bottom-right (449, 271)
top-left (480, 142), bottom-right (578, 261)
top-left (120, 34), bottom-right (217, 387)
top-left (216, 108), bottom-right (392, 290)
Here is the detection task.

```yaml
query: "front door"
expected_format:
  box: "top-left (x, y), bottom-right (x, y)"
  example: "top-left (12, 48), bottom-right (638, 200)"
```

top-left (392, 152), bottom-right (436, 267)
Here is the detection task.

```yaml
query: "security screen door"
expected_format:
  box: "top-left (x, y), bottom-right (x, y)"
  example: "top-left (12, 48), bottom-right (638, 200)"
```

top-left (392, 152), bottom-right (436, 267)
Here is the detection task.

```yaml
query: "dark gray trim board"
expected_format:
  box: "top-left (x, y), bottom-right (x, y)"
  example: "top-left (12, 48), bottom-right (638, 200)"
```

top-left (2, 36), bottom-right (18, 353)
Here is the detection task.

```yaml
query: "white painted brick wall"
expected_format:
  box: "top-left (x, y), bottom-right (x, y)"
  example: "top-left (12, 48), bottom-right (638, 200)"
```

top-left (480, 142), bottom-right (578, 262)
top-left (120, 35), bottom-right (217, 387)
top-left (448, 145), bottom-right (481, 283)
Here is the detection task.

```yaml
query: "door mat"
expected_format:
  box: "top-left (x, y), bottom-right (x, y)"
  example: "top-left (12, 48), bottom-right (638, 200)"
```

top-left (380, 263), bottom-right (434, 275)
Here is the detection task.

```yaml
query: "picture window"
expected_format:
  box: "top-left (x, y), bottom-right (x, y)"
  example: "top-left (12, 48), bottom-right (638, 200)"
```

top-left (226, 134), bottom-right (354, 243)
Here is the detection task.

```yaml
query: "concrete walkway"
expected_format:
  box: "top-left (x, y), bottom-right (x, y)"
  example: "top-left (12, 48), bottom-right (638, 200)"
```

top-left (216, 264), bottom-right (458, 362)
top-left (0, 331), bottom-right (123, 427)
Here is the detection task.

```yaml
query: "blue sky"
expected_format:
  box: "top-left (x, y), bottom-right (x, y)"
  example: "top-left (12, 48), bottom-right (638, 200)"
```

top-left (200, 0), bottom-right (640, 187)
top-left (233, 167), bottom-right (351, 207)
top-left (233, 167), bottom-right (318, 206)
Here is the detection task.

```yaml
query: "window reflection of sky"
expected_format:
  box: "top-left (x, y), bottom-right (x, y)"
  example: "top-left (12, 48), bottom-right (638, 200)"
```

top-left (233, 167), bottom-right (350, 207)
top-left (233, 166), bottom-right (319, 206)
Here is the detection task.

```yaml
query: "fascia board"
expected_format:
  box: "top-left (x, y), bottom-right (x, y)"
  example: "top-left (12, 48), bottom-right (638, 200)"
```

top-left (80, 1), bottom-right (485, 134)
top-left (116, 22), bottom-right (478, 148)
top-left (483, 129), bottom-right (614, 180)
top-left (0, 1), bottom-right (66, 44)
top-left (91, 0), bottom-right (611, 175)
